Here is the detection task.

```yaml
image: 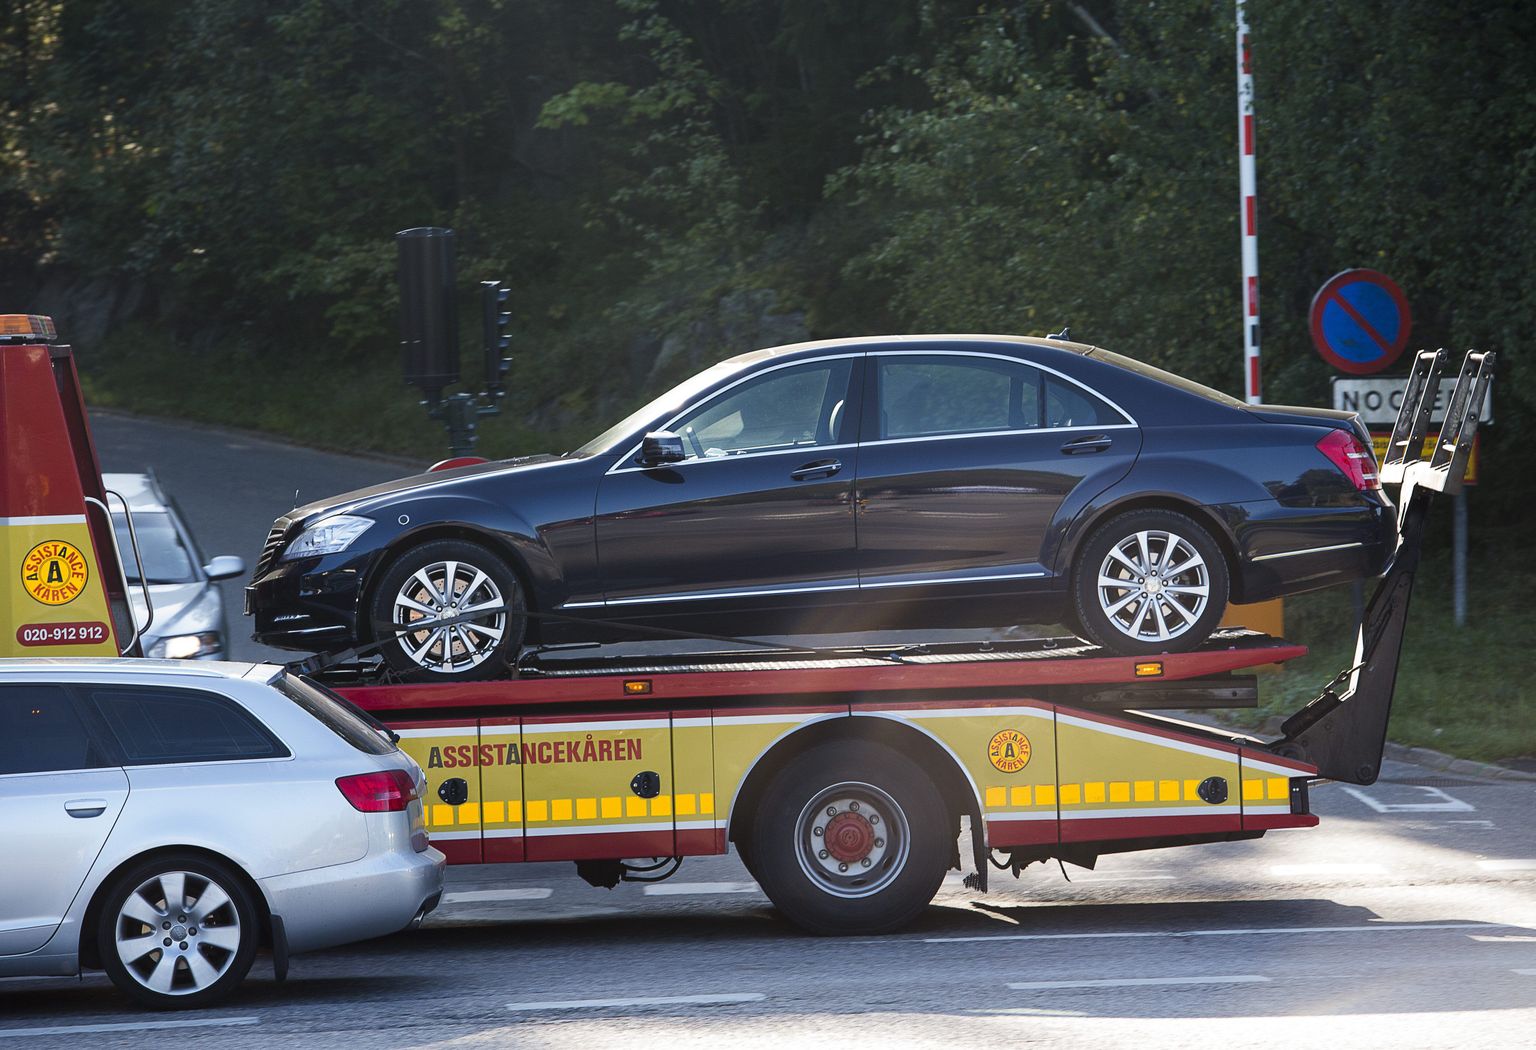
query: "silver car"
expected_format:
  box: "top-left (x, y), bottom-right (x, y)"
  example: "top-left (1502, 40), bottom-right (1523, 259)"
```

top-left (0, 659), bottom-right (444, 1008)
top-left (104, 472), bottom-right (245, 660)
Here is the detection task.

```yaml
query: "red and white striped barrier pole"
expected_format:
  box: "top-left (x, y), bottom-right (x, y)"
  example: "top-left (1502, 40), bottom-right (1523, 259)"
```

top-left (1236, 1), bottom-right (1260, 403)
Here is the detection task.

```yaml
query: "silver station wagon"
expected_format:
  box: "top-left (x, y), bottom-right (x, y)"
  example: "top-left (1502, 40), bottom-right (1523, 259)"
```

top-left (0, 660), bottom-right (444, 1008)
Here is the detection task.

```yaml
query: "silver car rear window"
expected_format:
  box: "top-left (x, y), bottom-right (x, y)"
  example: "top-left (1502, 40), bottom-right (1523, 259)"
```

top-left (274, 675), bottom-right (397, 756)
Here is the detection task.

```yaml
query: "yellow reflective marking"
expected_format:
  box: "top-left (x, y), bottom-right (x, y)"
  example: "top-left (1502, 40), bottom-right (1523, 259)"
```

top-left (1242, 779), bottom-right (1264, 801)
top-left (625, 796), bottom-right (647, 818)
top-left (483, 801), bottom-right (505, 824)
top-left (432, 804), bottom-right (454, 826)
top-left (1060, 784), bottom-right (1082, 806)
top-left (1011, 786), bottom-right (1031, 807)
top-left (1158, 780), bottom-right (1179, 802)
top-left (652, 794), bottom-right (672, 817)
top-left (507, 800), bottom-right (522, 822)
top-left (551, 799), bottom-right (573, 822)
top-left (985, 787), bottom-right (1006, 807)
top-left (459, 802), bottom-right (480, 824)
top-left (1109, 782), bottom-right (1130, 803)
top-left (1267, 777), bottom-right (1289, 800)
top-left (576, 798), bottom-right (597, 820)
top-left (601, 796), bottom-right (622, 819)
top-left (1134, 781), bottom-right (1154, 802)
top-left (1184, 779), bottom-right (1203, 801)
top-left (1036, 784), bottom-right (1056, 806)
top-left (421, 807), bottom-right (431, 827)
top-left (1085, 782), bottom-right (1105, 804)
top-left (527, 800), bottom-right (549, 822)
top-left (700, 793), bottom-right (715, 814)
top-left (676, 793), bottom-right (697, 815)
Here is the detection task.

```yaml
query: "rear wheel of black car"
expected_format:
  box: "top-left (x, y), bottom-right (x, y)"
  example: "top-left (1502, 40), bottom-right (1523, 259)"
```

top-left (1071, 509), bottom-right (1229, 656)
top-left (370, 539), bottom-right (527, 682)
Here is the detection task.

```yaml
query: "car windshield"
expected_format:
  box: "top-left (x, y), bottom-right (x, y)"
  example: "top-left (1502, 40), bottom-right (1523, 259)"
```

top-left (112, 511), bottom-right (199, 584)
top-left (572, 350), bottom-right (782, 456)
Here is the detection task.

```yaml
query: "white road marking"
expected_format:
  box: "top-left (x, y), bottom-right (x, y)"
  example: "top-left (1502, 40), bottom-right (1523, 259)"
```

top-left (1008, 975), bottom-right (1269, 990)
top-left (0, 1018), bottom-right (259, 1038)
top-left (1477, 859), bottom-right (1536, 872)
top-left (1269, 863), bottom-right (1388, 876)
top-left (443, 888), bottom-right (553, 903)
top-left (922, 922), bottom-right (1506, 944)
top-left (1448, 820), bottom-right (1497, 828)
top-left (507, 993), bottom-right (765, 1012)
top-left (1074, 875), bottom-right (1178, 883)
top-left (1339, 785), bottom-right (1474, 813)
top-left (1515, 969), bottom-right (1536, 976)
top-left (643, 882), bottom-right (760, 896)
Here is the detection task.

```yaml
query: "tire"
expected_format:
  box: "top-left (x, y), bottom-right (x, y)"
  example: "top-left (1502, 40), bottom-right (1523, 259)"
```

top-left (748, 740), bottom-right (950, 936)
top-left (97, 854), bottom-right (259, 1010)
top-left (1071, 508), bottom-right (1230, 656)
top-left (370, 539), bottom-right (527, 682)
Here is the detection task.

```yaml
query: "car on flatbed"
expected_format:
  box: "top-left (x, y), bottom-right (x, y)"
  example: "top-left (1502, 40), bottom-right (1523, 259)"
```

top-left (0, 659), bottom-right (443, 1008)
top-left (248, 334), bottom-right (1392, 681)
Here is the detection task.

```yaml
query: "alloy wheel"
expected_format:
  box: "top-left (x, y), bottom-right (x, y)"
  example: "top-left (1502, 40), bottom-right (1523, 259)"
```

top-left (1094, 529), bottom-right (1211, 644)
top-left (392, 559), bottom-right (508, 674)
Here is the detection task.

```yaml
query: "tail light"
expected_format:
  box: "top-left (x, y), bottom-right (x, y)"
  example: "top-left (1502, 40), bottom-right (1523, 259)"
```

top-left (336, 769), bottom-right (419, 812)
top-left (1316, 428), bottom-right (1381, 491)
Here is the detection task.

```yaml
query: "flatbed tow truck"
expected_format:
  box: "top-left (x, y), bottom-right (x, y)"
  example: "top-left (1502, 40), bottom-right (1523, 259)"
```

top-left (0, 313), bottom-right (1493, 934)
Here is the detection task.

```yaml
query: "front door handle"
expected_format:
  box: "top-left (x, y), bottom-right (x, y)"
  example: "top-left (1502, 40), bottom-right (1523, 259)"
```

top-left (1060, 435), bottom-right (1113, 454)
top-left (65, 799), bottom-right (108, 818)
top-left (790, 458), bottom-right (842, 481)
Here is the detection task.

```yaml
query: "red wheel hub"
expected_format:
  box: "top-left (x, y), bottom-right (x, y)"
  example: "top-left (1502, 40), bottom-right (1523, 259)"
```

top-left (823, 811), bottom-right (875, 863)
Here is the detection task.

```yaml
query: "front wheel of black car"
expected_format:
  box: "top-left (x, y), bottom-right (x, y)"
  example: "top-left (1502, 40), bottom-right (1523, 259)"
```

top-left (370, 539), bottom-right (527, 682)
top-left (1071, 509), bottom-right (1229, 656)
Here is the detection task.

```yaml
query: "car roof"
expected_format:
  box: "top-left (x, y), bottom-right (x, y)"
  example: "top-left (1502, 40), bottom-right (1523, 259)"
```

top-left (101, 472), bottom-right (170, 513)
top-left (721, 333), bottom-right (1099, 367)
top-left (0, 657), bottom-right (270, 681)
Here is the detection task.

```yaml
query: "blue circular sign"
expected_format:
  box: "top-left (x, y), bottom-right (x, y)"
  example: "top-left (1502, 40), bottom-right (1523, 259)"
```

top-left (1308, 269), bottom-right (1412, 376)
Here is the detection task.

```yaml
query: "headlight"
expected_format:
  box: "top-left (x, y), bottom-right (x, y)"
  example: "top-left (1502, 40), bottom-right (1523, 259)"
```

top-left (280, 515), bottom-right (375, 561)
top-left (150, 632), bottom-right (222, 660)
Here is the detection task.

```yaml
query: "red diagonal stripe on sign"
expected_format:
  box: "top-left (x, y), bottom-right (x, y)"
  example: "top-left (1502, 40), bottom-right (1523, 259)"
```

top-left (1328, 290), bottom-right (1393, 355)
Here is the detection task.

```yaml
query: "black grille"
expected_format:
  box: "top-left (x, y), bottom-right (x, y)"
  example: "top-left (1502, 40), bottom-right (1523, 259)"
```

top-left (255, 517), bottom-right (291, 576)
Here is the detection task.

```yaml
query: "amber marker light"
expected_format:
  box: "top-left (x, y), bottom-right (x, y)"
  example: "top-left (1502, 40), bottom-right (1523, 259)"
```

top-left (1134, 661), bottom-right (1164, 677)
top-left (624, 679), bottom-right (652, 695)
top-left (0, 314), bottom-right (57, 341)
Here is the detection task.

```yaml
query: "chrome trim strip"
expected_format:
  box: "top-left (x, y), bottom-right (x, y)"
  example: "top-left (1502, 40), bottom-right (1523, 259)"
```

top-left (861, 571), bottom-right (1048, 589)
top-left (863, 423), bottom-right (1135, 449)
top-left (1250, 541), bottom-right (1365, 563)
top-left (563, 568), bottom-right (1050, 609)
top-left (606, 441), bottom-right (858, 477)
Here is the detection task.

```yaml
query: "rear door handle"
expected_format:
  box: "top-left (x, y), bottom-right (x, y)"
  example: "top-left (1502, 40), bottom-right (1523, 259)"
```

top-left (790, 459), bottom-right (842, 481)
top-left (65, 799), bottom-right (108, 818)
top-left (1060, 435), bottom-right (1113, 454)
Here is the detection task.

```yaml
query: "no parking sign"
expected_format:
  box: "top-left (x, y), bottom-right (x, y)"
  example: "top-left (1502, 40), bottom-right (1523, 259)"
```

top-left (1309, 269), bottom-right (1412, 375)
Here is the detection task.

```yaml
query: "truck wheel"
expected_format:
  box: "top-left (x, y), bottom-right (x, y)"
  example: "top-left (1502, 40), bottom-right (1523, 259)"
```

top-left (750, 740), bottom-right (949, 936)
top-left (370, 539), bottom-right (526, 682)
top-left (1071, 509), bottom-right (1229, 655)
top-left (97, 854), bottom-right (259, 1010)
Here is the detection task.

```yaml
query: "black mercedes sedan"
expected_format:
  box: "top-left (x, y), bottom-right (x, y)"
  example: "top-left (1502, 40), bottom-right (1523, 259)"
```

top-left (247, 335), bottom-right (1393, 681)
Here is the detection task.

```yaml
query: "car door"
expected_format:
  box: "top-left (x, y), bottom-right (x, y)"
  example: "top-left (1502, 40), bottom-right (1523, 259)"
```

top-left (0, 683), bottom-right (129, 956)
top-left (593, 355), bottom-right (862, 609)
top-left (856, 352), bottom-right (1141, 592)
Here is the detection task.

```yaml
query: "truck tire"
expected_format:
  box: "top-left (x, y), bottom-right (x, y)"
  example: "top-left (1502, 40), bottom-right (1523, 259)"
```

top-left (97, 853), bottom-right (259, 1010)
top-left (749, 740), bottom-right (950, 936)
top-left (1071, 508), bottom-right (1229, 656)
top-left (370, 539), bottom-right (526, 682)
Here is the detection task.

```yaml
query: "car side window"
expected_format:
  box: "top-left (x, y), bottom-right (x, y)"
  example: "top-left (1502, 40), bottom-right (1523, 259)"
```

top-left (670, 360), bottom-right (853, 459)
top-left (878, 356), bottom-right (1043, 439)
top-left (1044, 377), bottom-right (1128, 428)
top-left (85, 686), bottom-right (289, 765)
top-left (0, 685), bottom-right (111, 775)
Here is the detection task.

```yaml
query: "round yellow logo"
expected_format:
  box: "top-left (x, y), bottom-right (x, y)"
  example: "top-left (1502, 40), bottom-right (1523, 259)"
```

top-left (987, 729), bottom-right (1032, 773)
top-left (22, 540), bottom-right (90, 606)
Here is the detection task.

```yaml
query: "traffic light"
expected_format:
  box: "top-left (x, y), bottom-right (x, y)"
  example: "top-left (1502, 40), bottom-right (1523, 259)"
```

top-left (397, 228), bottom-right (460, 397)
top-left (481, 279), bottom-right (512, 395)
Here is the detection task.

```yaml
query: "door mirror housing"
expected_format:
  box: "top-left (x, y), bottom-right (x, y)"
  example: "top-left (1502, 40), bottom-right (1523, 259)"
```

top-left (638, 431), bottom-right (686, 467)
top-left (204, 555), bottom-right (246, 581)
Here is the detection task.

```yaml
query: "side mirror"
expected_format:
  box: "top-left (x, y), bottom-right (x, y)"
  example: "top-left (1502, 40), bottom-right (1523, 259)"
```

top-left (204, 555), bottom-right (246, 581)
top-left (638, 431), bottom-right (686, 467)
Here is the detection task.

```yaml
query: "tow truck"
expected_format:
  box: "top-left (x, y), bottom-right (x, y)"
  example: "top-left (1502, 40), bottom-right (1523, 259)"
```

top-left (0, 313), bottom-right (1494, 935)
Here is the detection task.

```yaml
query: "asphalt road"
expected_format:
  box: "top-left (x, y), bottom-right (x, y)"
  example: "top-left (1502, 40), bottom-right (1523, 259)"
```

top-left (25, 412), bottom-right (1531, 1048)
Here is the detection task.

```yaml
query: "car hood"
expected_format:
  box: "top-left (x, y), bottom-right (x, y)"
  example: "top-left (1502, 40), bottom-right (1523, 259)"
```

top-left (286, 453), bottom-right (572, 525)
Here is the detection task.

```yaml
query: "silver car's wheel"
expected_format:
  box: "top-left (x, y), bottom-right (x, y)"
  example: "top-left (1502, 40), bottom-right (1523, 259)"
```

top-left (392, 559), bottom-right (508, 674)
top-left (98, 855), bottom-right (258, 1009)
top-left (1096, 529), bottom-right (1211, 644)
top-left (793, 782), bottom-right (911, 900)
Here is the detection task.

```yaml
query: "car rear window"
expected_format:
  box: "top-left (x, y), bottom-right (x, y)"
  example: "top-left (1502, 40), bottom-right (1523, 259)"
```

top-left (274, 674), bottom-right (397, 756)
top-left (86, 686), bottom-right (288, 764)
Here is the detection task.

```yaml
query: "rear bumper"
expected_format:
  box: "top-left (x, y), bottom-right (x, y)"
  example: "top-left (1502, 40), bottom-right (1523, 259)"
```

top-left (1229, 499), bottom-right (1394, 603)
top-left (260, 845), bottom-right (445, 954)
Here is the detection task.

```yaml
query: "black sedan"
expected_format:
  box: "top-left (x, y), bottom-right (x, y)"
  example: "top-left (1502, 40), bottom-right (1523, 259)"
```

top-left (247, 335), bottom-right (1393, 680)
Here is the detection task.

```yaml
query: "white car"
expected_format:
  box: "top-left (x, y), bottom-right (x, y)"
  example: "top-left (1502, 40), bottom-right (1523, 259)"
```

top-left (0, 659), bottom-right (444, 1008)
top-left (104, 472), bottom-right (245, 660)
